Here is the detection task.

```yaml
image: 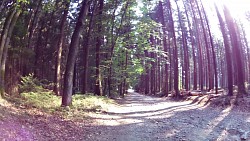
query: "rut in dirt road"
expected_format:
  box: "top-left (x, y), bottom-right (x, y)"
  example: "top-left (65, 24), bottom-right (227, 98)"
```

top-left (86, 92), bottom-right (250, 141)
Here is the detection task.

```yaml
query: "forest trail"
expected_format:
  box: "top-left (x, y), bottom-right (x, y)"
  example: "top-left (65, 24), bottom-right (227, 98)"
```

top-left (1, 92), bottom-right (250, 141)
top-left (86, 92), bottom-right (250, 141)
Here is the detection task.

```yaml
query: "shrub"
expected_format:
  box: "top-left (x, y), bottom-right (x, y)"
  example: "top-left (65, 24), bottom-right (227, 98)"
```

top-left (19, 92), bottom-right (115, 115)
top-left (21, 92), bottom-right (61, 111)
top-left (18, 74), bottom-right (51, 93)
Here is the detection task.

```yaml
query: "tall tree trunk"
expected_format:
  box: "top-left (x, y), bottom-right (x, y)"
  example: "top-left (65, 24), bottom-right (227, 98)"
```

top-left (144, 50), bottom-right (150, 94)
top-left (199, 0), bottom-right (218, 93)
top-left (159, 1), bottom-right (169, 96)
top-left (95, 0), bottom-right (104, 96)
top-left (82, 1), bottom-right (96, 94)
top-left (182, 0), bottom-right (197, 90)
top-left (168, 35), bottom-right (173, 91)
top-left (27, 0), bottom-right (43, 49)
top-left (194, 0), bottom-right (212, 91)
top-left (62, 0), bottom-right (89, 106)
top-left (239, 23), bottom-right (250, 83)
top-left (150, 35), bottom-right (156, 95)
top-left (175, 0), bottom-right (189, 90)
top-left (0, 8), bottom-right (20, 96)
top-left (34, 19), bottom-right (45, 78)
top-left (167, 0), bottom-right (179, 97)
top-left (54, 0), bottom-right (70, 95)
top-left (0, 8), bottom-right (16, 67)
top-left (122, 50), bottom-right (128, 96)
top-left (190, 2), bottom-right (203, 91)
top-left (223, 6), bottom-right (247, 95)
top-left (215, 4), bottom-right (233, 96)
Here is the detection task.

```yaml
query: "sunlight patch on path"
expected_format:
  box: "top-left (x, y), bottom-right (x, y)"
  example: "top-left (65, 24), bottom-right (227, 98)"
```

top-left (89, 92), bottom-right (203, 127)
top-left (201, 106), bottom-right (234, 140)
top-left (87, 92), bottom-right (250, 141)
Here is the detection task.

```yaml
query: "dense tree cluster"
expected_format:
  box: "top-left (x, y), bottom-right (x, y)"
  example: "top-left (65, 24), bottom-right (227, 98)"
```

top-left (0, 0), bottom-right (249, 106)
top-left (135, 0), bottom-right (250, 99)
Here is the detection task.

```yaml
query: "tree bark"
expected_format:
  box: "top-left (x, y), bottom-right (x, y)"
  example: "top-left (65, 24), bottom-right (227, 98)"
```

top-left (190, 2), bottom-right (203, 91)
top-left (199, 0), bottom-right (218, 93)
top-left (167, 0), bottom-right (179, 97)
top-left (0, 8), bottom-right (20, 97)
top-left (182, 0), bottom-right (197, 90)
top-left (95, 0), bottom-right (104, 96)
top-left (144, 50), bottom-right (150, 94)
top-left (215, 4), bottom-right (233, 96)
top-left (239, 23), bottom-right (250, 83)
top-left (62, 0), bottom-right (89, 106)
top-left (0, 8), bottom-right (16, 67)
top-left (27, 0), bottom-right (43, 49)
top-left (150, 35), bottom-right (156, 95)
top-left (159, 1), bottom-right (169, 96)
top-left (82, 1), bottom-right (96, 94)
top-left (54, 0), bottom-right (70, 96)
top-left (223, 6), bottom-right (247, 95)
top-left (193, 0), bottom-right (212, 91)
top-left (175, 0), bottom-right (189, 90)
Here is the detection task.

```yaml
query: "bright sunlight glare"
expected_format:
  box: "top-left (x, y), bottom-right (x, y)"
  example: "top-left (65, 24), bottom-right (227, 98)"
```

top-left (202, 0), bottom-right (250, 41)
top-left (213, 0), bottom-right (249, 18)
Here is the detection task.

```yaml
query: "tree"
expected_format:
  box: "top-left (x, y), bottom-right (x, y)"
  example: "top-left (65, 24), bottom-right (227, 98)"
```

top-left (194, 0), bottom-right (212, 91)
top-left (95, 0), bottom-right (104, 96)
top-left (182, 0), bottom-right (197, 90)
top-left (223, 6), bottom-right (247, 96)
top-left (167, 0), bottom-right (179, 97)
top-left (62, 0), bottom-right (89, 106)
top-left (199, 0), bottom-right (218, 94)
top-left (215, 4), bottom-right (233, 96)
top-left (0, 4), bottom-right (21, 97)
top-left (159, 1), bottom-right (169, 96)
top-left (54, 0), bottom-right (70, 96)
top-left (175, 0), bottom-right (189, 90)
top-left (190, 1), bottom-right (204, 91)
top-left (81, 0), bottom-right (96, 94)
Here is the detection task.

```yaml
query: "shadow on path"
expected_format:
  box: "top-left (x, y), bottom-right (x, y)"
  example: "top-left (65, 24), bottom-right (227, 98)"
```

top-left (86, 92), bottom-right (250, 141)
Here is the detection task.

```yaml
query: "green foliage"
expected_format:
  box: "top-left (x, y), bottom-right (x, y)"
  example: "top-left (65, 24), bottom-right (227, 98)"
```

top-left (72, 94), bottom-right (115, 112)
top-left (18, 92), bottom-right (115, 116)
top-left (21, 91), bottom-right (60, 111)
top-left (18, 74), bottom-right (51, 93)
top-left (17, 0), bottom-right (29, 3)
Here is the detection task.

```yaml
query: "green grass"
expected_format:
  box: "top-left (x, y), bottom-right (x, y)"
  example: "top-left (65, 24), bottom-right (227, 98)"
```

top-left (17, 92), bottom-right (115, 117)
top-left (72, 94), bottom-right (115, 111)
top-left (21, 91), bottom-right (61, 112)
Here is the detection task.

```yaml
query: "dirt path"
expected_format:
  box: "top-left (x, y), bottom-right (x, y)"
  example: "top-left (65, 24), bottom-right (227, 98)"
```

top-left (86, 92), bottom-right (250, 141)
top-left (1, 92), bottom-right (250, 141)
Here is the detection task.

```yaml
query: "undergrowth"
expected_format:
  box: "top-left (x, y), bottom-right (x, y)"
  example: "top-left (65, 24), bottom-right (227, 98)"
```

top-left (3, 74), bottom-right (116, 119)
top-left (20, 92), bottom-right (115, 112)
top-left (19, 93), bottom-right (114, 120)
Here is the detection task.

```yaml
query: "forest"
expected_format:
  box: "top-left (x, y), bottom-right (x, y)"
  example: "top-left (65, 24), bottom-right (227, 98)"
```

top-left (0, 0), bottom-right (250, 140)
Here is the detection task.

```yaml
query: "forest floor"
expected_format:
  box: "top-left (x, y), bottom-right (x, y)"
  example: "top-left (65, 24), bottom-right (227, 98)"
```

top-left (1, 92), bottom-right (250, 141)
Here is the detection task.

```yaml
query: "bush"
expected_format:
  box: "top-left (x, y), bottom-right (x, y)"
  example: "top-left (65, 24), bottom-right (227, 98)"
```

top-left (21, 92), bottom-right (61, 111)
top-left (19, 92), bottom-right (115, 115)
top-left (18, 74), bottom-right (51, 93)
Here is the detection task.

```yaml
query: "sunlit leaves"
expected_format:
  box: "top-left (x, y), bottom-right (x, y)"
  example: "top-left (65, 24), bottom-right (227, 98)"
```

top-left (17, 0), bottom-right (30, 4)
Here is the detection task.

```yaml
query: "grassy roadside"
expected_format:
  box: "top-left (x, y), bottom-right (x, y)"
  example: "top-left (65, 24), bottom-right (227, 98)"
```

top-left (2, 91), bottom-right (116, 120)
top-left (0, 75), bottom-right (117, 120)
